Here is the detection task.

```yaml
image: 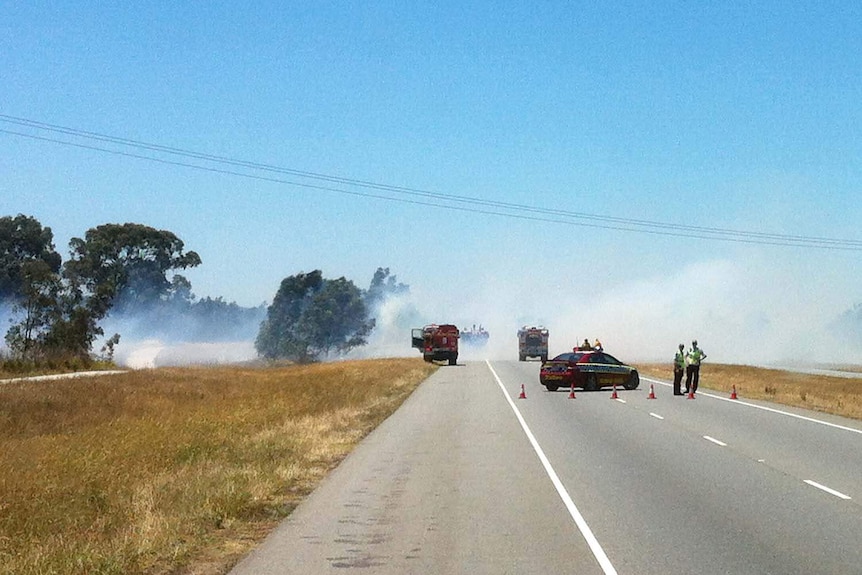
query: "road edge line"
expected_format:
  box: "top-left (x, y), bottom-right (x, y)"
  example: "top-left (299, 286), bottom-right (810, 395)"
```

top-left (485, 360), bottom-right (618, 575)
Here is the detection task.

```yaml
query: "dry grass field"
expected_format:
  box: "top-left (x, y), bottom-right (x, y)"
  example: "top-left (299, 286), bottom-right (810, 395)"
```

top-left (636, 363), bottom-right (862, 420)
top-left (0, 358), bottom-right (436, 575)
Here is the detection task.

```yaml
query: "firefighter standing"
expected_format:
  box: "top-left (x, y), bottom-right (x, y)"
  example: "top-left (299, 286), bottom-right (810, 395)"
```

top-left (684, 340), bottom-right (707, 394)
top-left (673, 343), bottom-right (686, 395)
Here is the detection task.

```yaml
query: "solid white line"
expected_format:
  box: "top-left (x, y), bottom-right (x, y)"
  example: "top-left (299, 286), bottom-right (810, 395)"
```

top-left (804, 480), bottom-right (852, 500)
top-left (703, 435), bottom-right (727, 447)
top-left (641, 376), bottom-right (862, 435)
top-left (649, 413), bottom-right (664, 420)
top-left (485, 361), bottom-right (618, 575)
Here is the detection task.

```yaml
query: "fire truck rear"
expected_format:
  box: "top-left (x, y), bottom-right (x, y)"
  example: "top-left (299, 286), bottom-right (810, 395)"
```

top-left (411, 324), bottom-right (459, 365)
top-left (518, 325), bottom-right (549, 362)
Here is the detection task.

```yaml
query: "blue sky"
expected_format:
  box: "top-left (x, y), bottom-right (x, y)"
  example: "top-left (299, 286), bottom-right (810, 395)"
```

top-left (2, 2), bottom-right (861, 364)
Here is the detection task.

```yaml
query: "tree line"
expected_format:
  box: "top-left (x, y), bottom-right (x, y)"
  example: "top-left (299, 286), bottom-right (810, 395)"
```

top-left (1, 214), bottom-right (407, 370)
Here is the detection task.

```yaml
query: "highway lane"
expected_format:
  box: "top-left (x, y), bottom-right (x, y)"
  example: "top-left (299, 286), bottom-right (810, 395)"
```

top-left (499, 361), bottom-right (862, 574)
top-left (231, 360), bottom-right (862, 574)
top-left (230, 361), bottom-right (607, 574)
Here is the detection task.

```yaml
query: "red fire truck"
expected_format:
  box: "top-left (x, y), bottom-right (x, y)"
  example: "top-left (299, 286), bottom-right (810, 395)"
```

top-left (411, 324), bottom-right (459, 365)
top-left (518, 325), bottom-right (549, 362)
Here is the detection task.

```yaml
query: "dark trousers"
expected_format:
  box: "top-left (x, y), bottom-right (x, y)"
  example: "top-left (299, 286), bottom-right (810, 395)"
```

top-left (685, 365), bottom-right (700, 392)
top-left (673, 368), bottom-right (684, 394)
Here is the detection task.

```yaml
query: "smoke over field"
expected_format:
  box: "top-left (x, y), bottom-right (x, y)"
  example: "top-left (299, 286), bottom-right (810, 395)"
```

top-left (376, 257), bottom-right (862, 367)
top-left (115, 340), bottom-right (258, 369)
top-left (100, 300), bottom-right (265, 368)
top-left (16, 256), bottom-right (862, 370)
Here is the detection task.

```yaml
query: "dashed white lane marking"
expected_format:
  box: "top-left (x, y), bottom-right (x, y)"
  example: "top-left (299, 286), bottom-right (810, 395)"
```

top-left (641, 376), bottom-right (862, 435)
top-left (650, 413), bottom-right (664, 420)
top-left (486, 361), bottom-right (619, 575)
top-left (804, 480), bottom-right (852, 500)
top-left (643, 376), bottom-right (856, 501)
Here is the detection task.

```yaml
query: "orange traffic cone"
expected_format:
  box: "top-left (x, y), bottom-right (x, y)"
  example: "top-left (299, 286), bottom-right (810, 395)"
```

top-left (610, 384), bottom-right (619, 399)
top-left (647, 383), bottom-right (657, 399)
top-left (568, 383), bottom-right (576, 399)
top-left (730, 385), bottom-right (738, 400)
top-left (518, 383), bottom-right (527, 399)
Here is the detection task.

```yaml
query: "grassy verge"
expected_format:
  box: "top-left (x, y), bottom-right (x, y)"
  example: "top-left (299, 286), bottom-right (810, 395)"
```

top-left (636, 363), bottom-right (862, 420)
top-left (0, 358), bottom-right (436, 575)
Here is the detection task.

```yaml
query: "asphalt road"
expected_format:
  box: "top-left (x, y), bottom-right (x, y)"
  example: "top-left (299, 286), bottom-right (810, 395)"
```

top-left (229, 361), bottom-right (862, 575)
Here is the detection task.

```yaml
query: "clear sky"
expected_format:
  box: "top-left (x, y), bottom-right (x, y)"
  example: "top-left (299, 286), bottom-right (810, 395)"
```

top-left (2, 2), bottom-right (861, 364)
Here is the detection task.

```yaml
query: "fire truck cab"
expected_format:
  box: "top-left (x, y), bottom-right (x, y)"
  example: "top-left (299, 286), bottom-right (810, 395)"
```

top-left (518, 325), bottom-right (549, 362)
top-left (411, 324), bottom-right (459, 366)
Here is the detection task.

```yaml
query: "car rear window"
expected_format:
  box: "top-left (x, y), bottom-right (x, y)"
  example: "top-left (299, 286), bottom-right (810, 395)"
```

top-left (553, 352), bottom-right (584, 362)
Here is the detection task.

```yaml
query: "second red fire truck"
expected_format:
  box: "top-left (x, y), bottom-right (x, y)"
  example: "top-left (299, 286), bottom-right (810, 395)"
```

top-left (517, 325), bottom-right (549, 362)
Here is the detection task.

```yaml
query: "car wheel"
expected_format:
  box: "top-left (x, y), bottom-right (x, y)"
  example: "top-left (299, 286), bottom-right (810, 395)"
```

top-left (545, 384), bottom-right (559, 392)
top-left (519, 354), bottom-right (526, 361)
top-left (449, 353), bottom-right (457, 366)
top-left (625, 371), bottom-right (640, 390)
top-left (585, 373), bottom-right (598, 391)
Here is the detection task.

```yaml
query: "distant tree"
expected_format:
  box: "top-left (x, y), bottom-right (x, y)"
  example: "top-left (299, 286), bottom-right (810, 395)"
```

top-left (256, 271), bottom-right (323, 361)
top-left (64, 223), bottom-right (201, 312)
top-left (185, 296), bottom-right (266, 341)
top-left (4, 221), bottom-right (199, 364)
top-left (303, 277), bottom-right (376, 357)
top-left (4, 260), bottom-right (63, 360)
top-left (365, 267), bottom-right (409, 307)
top-left (0, 214), bottom-right (62, 303)
top-left (40, 284), bottom-right (109, 361)
top-left (122, 295), bottom-right (267, 343)
top-left (256, 271), bottom-right (375, 363)
top-left (6, 260), bottom-right (115, 363)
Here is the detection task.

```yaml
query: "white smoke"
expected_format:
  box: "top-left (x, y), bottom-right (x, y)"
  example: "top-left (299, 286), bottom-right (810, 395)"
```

top-left (96, 256), bottom-right (862, 369)
top-left (0, 304), bottom-right (13, 355)
top-left (99, 302), bottom-right (264, 368)
top-left (382, 258), bottom-right (861, 366)
top-left (347, 293), bottom-right (423, 359)
top-left (113, 339), bottom-right (257, 368)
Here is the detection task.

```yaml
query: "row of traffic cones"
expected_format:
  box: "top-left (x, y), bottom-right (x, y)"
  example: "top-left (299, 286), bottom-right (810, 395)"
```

top-left (519, 382), bottom-right (741, 400)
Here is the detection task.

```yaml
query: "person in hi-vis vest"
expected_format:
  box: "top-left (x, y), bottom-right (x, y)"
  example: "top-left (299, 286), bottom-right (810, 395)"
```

top-left (684, 340), bottom-right (707, 394)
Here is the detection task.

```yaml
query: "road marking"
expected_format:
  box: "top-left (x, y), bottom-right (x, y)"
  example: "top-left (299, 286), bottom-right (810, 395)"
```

top-left (703, 436), bottom-right (727, 447)
top-left (0, 370), bottom-right (127, 384)
top-left (486, 361), bottom-right (618, 575)
top-left (649, 413), bottom-right (664, 420)
top-left (804, 480), bottom-right (852, 500)
top-left (642, 376), bottom-right (862, 435)
top-left (614, 398), bottom-right (626, 403)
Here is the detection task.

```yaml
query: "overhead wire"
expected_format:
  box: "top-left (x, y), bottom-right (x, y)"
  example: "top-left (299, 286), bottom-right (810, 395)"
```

top-left (2, 113), bottom-right (861, 251)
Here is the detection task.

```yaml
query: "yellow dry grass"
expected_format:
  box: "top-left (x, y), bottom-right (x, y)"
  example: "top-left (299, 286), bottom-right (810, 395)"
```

top-left (0, 358), bottom-right (436, 575)
top-left (636, 363), bottom-right (862, 420)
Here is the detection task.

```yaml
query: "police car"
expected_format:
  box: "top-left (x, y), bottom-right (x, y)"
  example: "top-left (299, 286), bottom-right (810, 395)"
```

top-left (539, 350), bottom-right (640, 392)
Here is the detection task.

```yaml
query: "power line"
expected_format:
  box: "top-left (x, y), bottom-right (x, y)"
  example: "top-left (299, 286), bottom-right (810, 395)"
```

top-left (2, 113), bottom-right (861, 250)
